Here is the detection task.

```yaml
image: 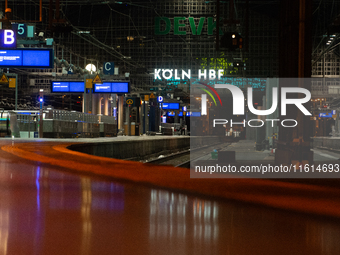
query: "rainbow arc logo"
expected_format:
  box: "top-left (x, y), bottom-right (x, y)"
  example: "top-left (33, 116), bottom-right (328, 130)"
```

top-left (197, 82), bottom-right (222, 115)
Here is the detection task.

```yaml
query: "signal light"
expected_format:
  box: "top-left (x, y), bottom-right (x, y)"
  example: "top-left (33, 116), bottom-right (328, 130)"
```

top-left (220, 32), bottom-right (243, 51)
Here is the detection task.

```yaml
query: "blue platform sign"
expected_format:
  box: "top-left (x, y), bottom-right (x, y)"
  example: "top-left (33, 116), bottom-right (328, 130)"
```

top-left (191, 112), bottom-right (201, 117)
top-left (94, 82), bottom-right (112, 93)
top-left (69, 82), bottom-right (84, 92)
top-left (11, 24), bottom-right (27, 38)
top-left (52, 81), bottom-right (130, 93)
top-left (0, 29), bottom-right (16, 49)
top-left (103, 62), bottom-right (115, 75)
top-left (51, 81), bottom-right (84, 93)
top-left (111, 82), bottom-right (129, 93)
top-left (0, 49), bottom-right (53, 68)
top-left (162, 103), bottom-right (180, 110)
top-left (319, 113), bottom-right (332, 118)
top-left (94, 81), bottom-right (129, 93)
top-left (157, 96), bottom-right (163, 103)
top-left (52, 82), bottom-right (69, 92)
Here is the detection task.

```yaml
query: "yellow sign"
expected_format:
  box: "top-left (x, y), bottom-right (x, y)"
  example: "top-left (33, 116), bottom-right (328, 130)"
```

top-left (144, 95), bottom-right (149, 101)
top-left (126, 99), bottom-right (134, 105)
top-left (0, 74), bottom-right (9, 84)
top-left (150, 93), bottom-right (156, 99)
top-left (92, 74), bottom-right (102, 84)
top-left (9, 78), bottom-right (16, 88)
top-left (86, 79), bottom-right (93, 89)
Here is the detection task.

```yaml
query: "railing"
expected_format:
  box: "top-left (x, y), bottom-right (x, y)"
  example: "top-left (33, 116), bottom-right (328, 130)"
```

top-left (1, 110), bottom-right (117, 138)
top-left (49, 110), bottom-right (116, 124)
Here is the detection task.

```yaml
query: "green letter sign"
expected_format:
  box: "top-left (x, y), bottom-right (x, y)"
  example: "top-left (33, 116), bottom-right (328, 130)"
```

top-left (189, 17), bottom-right (205, 35)
top-left (155, 17), bottom-right (171, 35)
top-left (174, 17), bottom-right (186, 35)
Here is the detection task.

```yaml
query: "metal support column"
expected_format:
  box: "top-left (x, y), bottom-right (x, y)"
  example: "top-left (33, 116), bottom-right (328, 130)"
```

top-left (118, 95), bottom-right (124, 131)
top-left (275, 0), bottom-right (313, 164)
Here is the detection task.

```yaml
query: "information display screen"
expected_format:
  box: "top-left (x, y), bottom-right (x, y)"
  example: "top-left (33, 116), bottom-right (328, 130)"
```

top-left (94, 83), bottom-right (112, 93)
top-left (0, 49), bottom-right (53, 68)
top-left (0, 50), bottom-right (22, 66)
top-left (111, 82), bottom-right (129, 93)
top-left (52, 81), bottom-right (84, 93)
top-left (319, 113), bottom-right (332, 118)
top-left (52, 82), bottom-right (69, 92)
top-left (162, 103), bottom-right (180, 110)
top-left (93, 82), bottom-right (129, 93)
top-left (69, 82), bottom-right (84, 92)
top-left (52, 81), bottom-right (130, 93)
top-left (191, 112), bottom-right (201, 117)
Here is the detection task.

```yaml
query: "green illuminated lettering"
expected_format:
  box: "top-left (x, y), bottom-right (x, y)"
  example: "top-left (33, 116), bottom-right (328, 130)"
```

top-left (207, 17), bottom-right (223, 35)
top-left (188, 17), bottom-right (205, 35)
top-left (174, 17), bottom-right (186, 35)
top-left (155, 17), bottom-right (171, 35)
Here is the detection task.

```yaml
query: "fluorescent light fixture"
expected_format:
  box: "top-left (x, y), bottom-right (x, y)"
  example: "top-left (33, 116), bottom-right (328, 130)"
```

top-left (85, 64), bottom-right (96, 72)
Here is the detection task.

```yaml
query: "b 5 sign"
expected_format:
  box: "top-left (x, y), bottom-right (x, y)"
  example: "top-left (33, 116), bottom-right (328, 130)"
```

top-left (0, 30), bottom-right (17, 49)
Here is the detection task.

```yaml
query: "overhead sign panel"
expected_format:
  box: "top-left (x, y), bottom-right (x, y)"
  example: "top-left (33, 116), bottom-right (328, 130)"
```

top-left (319, 113), bottom-right (332, 118)
top-left (111, 82), bottom-right (129, 93)
top-left (51, 81), bottom-right (84, 93)
top-left (51, 82), bottom-right (70, 92)
top-left (94, 82), bottom-right (112, 93)
top-left (162, 103), bottom-right (180, 110)
top-left (0, 50), bottom-right (22, 66)
top-left (11, 24), bottom-right (27, 38)
top-left (69, 82), bottom-right (84, 92)
top-left (103, 62), bottom-right (114, 75)
top-left (191, 112), bottom-right (201, 117)
top-left (52, 81), bottom-right (130, 93)
top-left (0, 49), bottom-right (53, 68)
top-left (0, 29), bottom-right (17, 49)
top-left (93, 82), bottom-right (129, 93)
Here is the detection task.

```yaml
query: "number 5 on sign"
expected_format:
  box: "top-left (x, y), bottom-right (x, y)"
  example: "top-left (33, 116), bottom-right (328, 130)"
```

top-left (12, 24), bottom-right (27, 38)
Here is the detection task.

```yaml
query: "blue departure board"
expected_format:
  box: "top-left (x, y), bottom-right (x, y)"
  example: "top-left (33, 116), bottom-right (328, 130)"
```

top-left (52, 81), bottom-right (129, 93)
top-left (93, 82), bottom-right (129, 93)
top-left (162, 103), bottom-right (180, 110)
top-left (0, 49), bottom-right (53, 68)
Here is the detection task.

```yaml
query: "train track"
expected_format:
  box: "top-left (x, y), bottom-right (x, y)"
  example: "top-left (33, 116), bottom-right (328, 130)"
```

top-left (145, 143), bottom-right (230, 168)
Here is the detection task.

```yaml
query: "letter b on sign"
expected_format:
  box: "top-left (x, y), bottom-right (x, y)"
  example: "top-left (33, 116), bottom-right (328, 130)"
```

top-left (0, 29), bottom-right (17, 49)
